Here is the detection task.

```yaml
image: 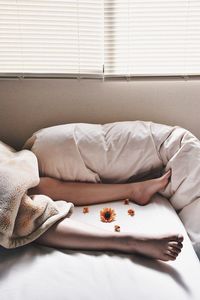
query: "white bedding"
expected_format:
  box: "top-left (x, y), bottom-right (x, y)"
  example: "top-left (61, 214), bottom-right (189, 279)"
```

top-left (0, 195), bottom-right (199, 300)
top-left (23, 121), bottom-right (200, 255)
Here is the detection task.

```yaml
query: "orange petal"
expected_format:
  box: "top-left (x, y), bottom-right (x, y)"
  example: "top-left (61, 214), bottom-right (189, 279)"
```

top-left (83, 207), bottom-right (89, 214)
top-left (124, 199), bottom-right (130, 205)
top-left (114, 225), bottom-right (120, 232)
top-left (128, 209), bottom-right (135, 216)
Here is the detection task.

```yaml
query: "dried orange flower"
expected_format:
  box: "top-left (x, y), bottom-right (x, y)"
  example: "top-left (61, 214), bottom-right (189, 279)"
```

top-left (124, 199), bottom-right (130, 205)
top-left (83, 207), bottom-right (89, 214)
top-left (128, 209), bottom-right (135, 216)
top-left (114, 225), bottom-right (120, 232)
top-left (100, 207), bottom-right (116, 223)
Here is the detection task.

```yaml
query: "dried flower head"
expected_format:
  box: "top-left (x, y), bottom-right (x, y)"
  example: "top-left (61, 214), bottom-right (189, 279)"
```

top-left (100, 207), bottom-right (116, 223)
top-left (124, 199), bottom-right (130, 205)
top-left (114, 225), bottom-right (120, 232)
top-left (128, 209), bottom-right (135, 216)
top-left (83, 207), bottom-right (89, 214)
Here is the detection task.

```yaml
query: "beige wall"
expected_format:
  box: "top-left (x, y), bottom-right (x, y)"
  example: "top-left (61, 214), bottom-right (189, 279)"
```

top-left (0, 78), bottom-right (199, 150)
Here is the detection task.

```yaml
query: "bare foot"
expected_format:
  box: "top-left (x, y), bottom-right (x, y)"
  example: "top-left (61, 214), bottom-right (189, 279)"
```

top-left (129, 170), bottom-right (171, 205)
top-left (124, 234), bottom-right (183, 261)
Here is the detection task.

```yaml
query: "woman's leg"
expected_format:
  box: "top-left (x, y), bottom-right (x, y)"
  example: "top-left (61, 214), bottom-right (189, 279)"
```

top-left (29, 170), bottom-right (171, 206)
top-left (34, 217), bottom-right (183, 261)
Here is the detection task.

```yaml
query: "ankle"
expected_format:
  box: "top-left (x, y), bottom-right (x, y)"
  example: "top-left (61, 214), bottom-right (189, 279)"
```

top-left (113, 233), bottom-right (135, 253)
top-left (127, 182), bottom-right (137, 199)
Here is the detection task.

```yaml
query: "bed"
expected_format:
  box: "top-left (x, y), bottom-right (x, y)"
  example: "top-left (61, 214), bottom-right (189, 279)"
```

top-left (0, 194), bottom-right (200, 300)
top-left (1, 120), bottom-right (200, 300)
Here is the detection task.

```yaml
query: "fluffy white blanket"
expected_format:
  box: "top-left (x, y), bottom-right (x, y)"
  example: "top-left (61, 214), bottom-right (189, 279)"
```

top-left (23, 121), bottom-right (200, 257)
top-left (0, 141), bottom-right (74, 249)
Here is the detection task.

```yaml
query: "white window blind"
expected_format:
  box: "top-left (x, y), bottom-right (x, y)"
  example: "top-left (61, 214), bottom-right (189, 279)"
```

top-left (0, 0), bottom-right (103, 76)
top-left (0, 0), bottom-right (200, 77)
top-left (104, 0), bottom-right (200, 76)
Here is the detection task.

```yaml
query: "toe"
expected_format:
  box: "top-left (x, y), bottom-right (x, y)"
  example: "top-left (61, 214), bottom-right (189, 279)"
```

top-left (177, 242), bottom-right (183, 248)
top-left (169, 234), bottom-right (184, 243)
top-left (164, 169), bottom-right (171, 178)
top-left (168, 248), bottom-right (180, 257)
top-left (169, 235), bottom-right (181, 242)
top-left (168, 241), bottom-right (182, 251)
top-left (177, 234), bottom-right (184, 242)
top-left (160, 170), bottom-right (171, 184)
top-left (168, 244), bottom-right (179, 251)
top-left (165, 250), bottom-right (177, 260)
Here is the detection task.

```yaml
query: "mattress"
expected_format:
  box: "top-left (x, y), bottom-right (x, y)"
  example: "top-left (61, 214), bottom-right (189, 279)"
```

top-left (0, 194), bottom-right (199, 300)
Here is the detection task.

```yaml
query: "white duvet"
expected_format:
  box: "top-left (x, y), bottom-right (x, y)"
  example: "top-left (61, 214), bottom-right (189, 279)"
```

top-left (24, 120), bottom-right (200, 257)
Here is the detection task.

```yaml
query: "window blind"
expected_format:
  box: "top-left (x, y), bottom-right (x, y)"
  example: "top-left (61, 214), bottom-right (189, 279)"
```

top-left (0, 0), bottom-right (103, 76)
top-left (104, 0), bottom-right (200, 76)
top-left (1, 0), bottom-right (200, 77)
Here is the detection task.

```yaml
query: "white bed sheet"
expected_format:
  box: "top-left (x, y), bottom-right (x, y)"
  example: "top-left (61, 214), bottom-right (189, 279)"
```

top-left (0, 195), bottom-right (199, 300)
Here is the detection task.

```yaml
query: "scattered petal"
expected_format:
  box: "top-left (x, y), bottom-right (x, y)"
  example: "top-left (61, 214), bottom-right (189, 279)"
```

top-left (83, 207), bottom-right (89, 214)
top-left (100, 207), bottom-right (116, 223)
top-left (114, 225), bottom-right (120, 232)
top-left (124, 199), bottom-right (130, 205)
top-left (128, 209), bottom-right (135, 216)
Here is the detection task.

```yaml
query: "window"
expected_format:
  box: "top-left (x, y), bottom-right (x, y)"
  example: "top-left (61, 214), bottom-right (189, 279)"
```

top-left (0, 0), bottom-right (200, 77)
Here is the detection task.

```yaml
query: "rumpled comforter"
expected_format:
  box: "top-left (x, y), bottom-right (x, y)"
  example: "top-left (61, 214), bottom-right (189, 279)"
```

top-left (23, 121), bottom-right (200, 256)
top-left (0, 141), bottom-right (74, 249)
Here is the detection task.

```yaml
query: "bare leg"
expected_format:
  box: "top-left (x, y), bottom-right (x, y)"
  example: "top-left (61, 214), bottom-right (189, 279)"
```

top-left (28, 170), bottom-right (171, 206)
top-left (34, 217), bottom-right (183, 261)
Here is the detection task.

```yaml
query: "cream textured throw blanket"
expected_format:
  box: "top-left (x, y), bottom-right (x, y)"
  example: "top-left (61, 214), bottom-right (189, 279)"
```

top-left (0, 141), bottom-right (74, 249)
top-left (23, 121), bottom-right (200, 257)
